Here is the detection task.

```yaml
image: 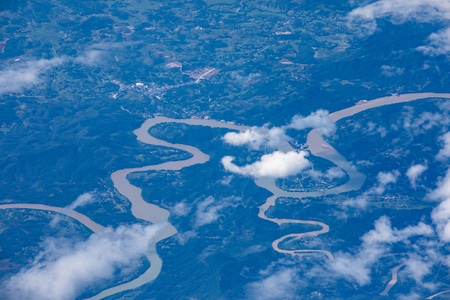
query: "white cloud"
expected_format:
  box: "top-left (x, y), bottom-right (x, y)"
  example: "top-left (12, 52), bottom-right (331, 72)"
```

top-left (428, 169), bottom-right (450, 201)
top-left (432, 198), bottom-right (450, 242)
top-left (398, 292), bottom-right (422, 300)
top-left (175, 230), bottom-right (197, 245)
top-left (194, 195), bottom-right (239, 227)
top-left (246, 268), bottom-right (298, 300)
top-left (0, 57), bottom-right (64, 95)
top-left (324, 167), bottom-right (346, 180)
top-left (348, 0), bottom-right (450, 55)
top-left (171, 202), bottom-right (190, 217)
top-left (348, 0), bottom-right (450, 31)
top-left (74, 49), bottom-right (105, 66)
top-left (417, 27), bottom-right (450, 55)
top-left (2, 223), bottom-right (163, 300)
top-left (287, 109), bottom-right (336, 136)
top-left (362, 216), bottom-right (433, 244)
top-left (331, 216), bottom-right (433, 285)
top-left (421, 113), bottom-right (446, 129)
top-left (222, 151), bottom-right (311, 178)
top-left (67, 192), bottom-right (96, 210)
top-left (406, 164), bottom-right (427, 188)
top-left (172, 196), bottom-right (239, 244)
top-left (374, 170), bottom-right (399, 192)
top-left (436, 132), bottom-right (450, 161)
top-left (403, 254), bottom-right (435, 283)
top-left (428, 169), bottom-right (450, 241)
top-left (381, 65), bottom-right (404, 77)
top-left (223, 126), bottom-right (291, 150)
top-left (343, 170), bottom-right (399, 208)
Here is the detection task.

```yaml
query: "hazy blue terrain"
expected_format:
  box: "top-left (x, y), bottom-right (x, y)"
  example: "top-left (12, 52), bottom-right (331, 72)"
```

top-left (1, 1), bottom-right (450, 299)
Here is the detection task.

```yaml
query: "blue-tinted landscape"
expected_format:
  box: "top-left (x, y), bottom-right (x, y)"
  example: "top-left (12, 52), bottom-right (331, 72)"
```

top-left (1, 1), bottom-right (450, 299)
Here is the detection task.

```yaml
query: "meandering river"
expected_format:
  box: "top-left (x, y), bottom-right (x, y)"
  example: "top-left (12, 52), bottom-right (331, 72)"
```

top-left (2, 92), bottom-right (450, 298)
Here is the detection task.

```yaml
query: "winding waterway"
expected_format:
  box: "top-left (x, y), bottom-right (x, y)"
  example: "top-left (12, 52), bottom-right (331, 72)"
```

top-left (2, 92), bottom-right (450, 298)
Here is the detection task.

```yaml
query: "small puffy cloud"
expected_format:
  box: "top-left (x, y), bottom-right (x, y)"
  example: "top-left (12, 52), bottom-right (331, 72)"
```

top-left (0, 57), bottom-right (64, 95)
top-left (324, 167), bottom-right (346, 180)
top-left (246, 268), bottom-right (298, 300)
top-left (306, 166), bottom-right (346, 182)
top-left (406, 164), bottom-right (427, 188)
top-left (2, 223), bottom-right (163, 300)
top-left (287, 109), bottom-right (336, 136)
top-left (342, 194), bottom-right (370, 209)
top-left (176, 230), bottom-right (197, 245)
top-left (404, 111), bottom-right (446, 133)
top-left (171, 202), bottom-right (190, 217)
top-left (222, 151), bottom-right (311, 178)
top-left (67, 192), bottom-right (96, 210)
top-left (436, 132), bottom-right (450, 161)
top-left (223, 126), bottom-right (291, 150)
top-left (372, 170), bottom-right (400, 194)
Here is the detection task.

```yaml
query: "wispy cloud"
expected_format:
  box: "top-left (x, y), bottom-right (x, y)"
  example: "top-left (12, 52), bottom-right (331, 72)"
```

top-left (171, 202), bottom-right (191, 217)
top-left (0, 45), bottom-right (111, 96)
top-left (436, 132), bottom-right (450, 161)
top-left (286, 109), bottom-right (336, 136)
top-left (223, 126), bottom-right (291, 150)
top-left (381, 65), bottom-right (404, 77)
top-left (308, 166), bottom-right (346, 181)
top-left (194, 195), bottom-right (239, 227)
top-left (0, 58), bottom-right (64, 95)
top-left (74, 49), bottom-right (105, 66)
top-left (221, 110), bottom-right (335, 179)
top-left (417, 27), bottom-right (450, 55)
top-left (330, 216), bottom-right (434, 285)
top-left (406, 164), bottom-right (428, 188)
top-left (428, 169), bottom-right (450, 242)
top-left (66, 192), bottom-right (96, 210)
top-left (172, 196), bottom-right (240, 244)
top-left (222, 151), bottom-right (311, 178)
top-left (246, 268), bottom-right (299, 300)
top-left (343, 170), bottom-right (399, 208)
top-left (223, 109), bottom-right (335, 151)
top-left (428, 168), bottom-right (450, 201)
top-left (348, 0), bottom-right (450, 55)
top-left (403, 110), bottom-right (447, 134)
top-left (2, 223), bottom-right (163, 300)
